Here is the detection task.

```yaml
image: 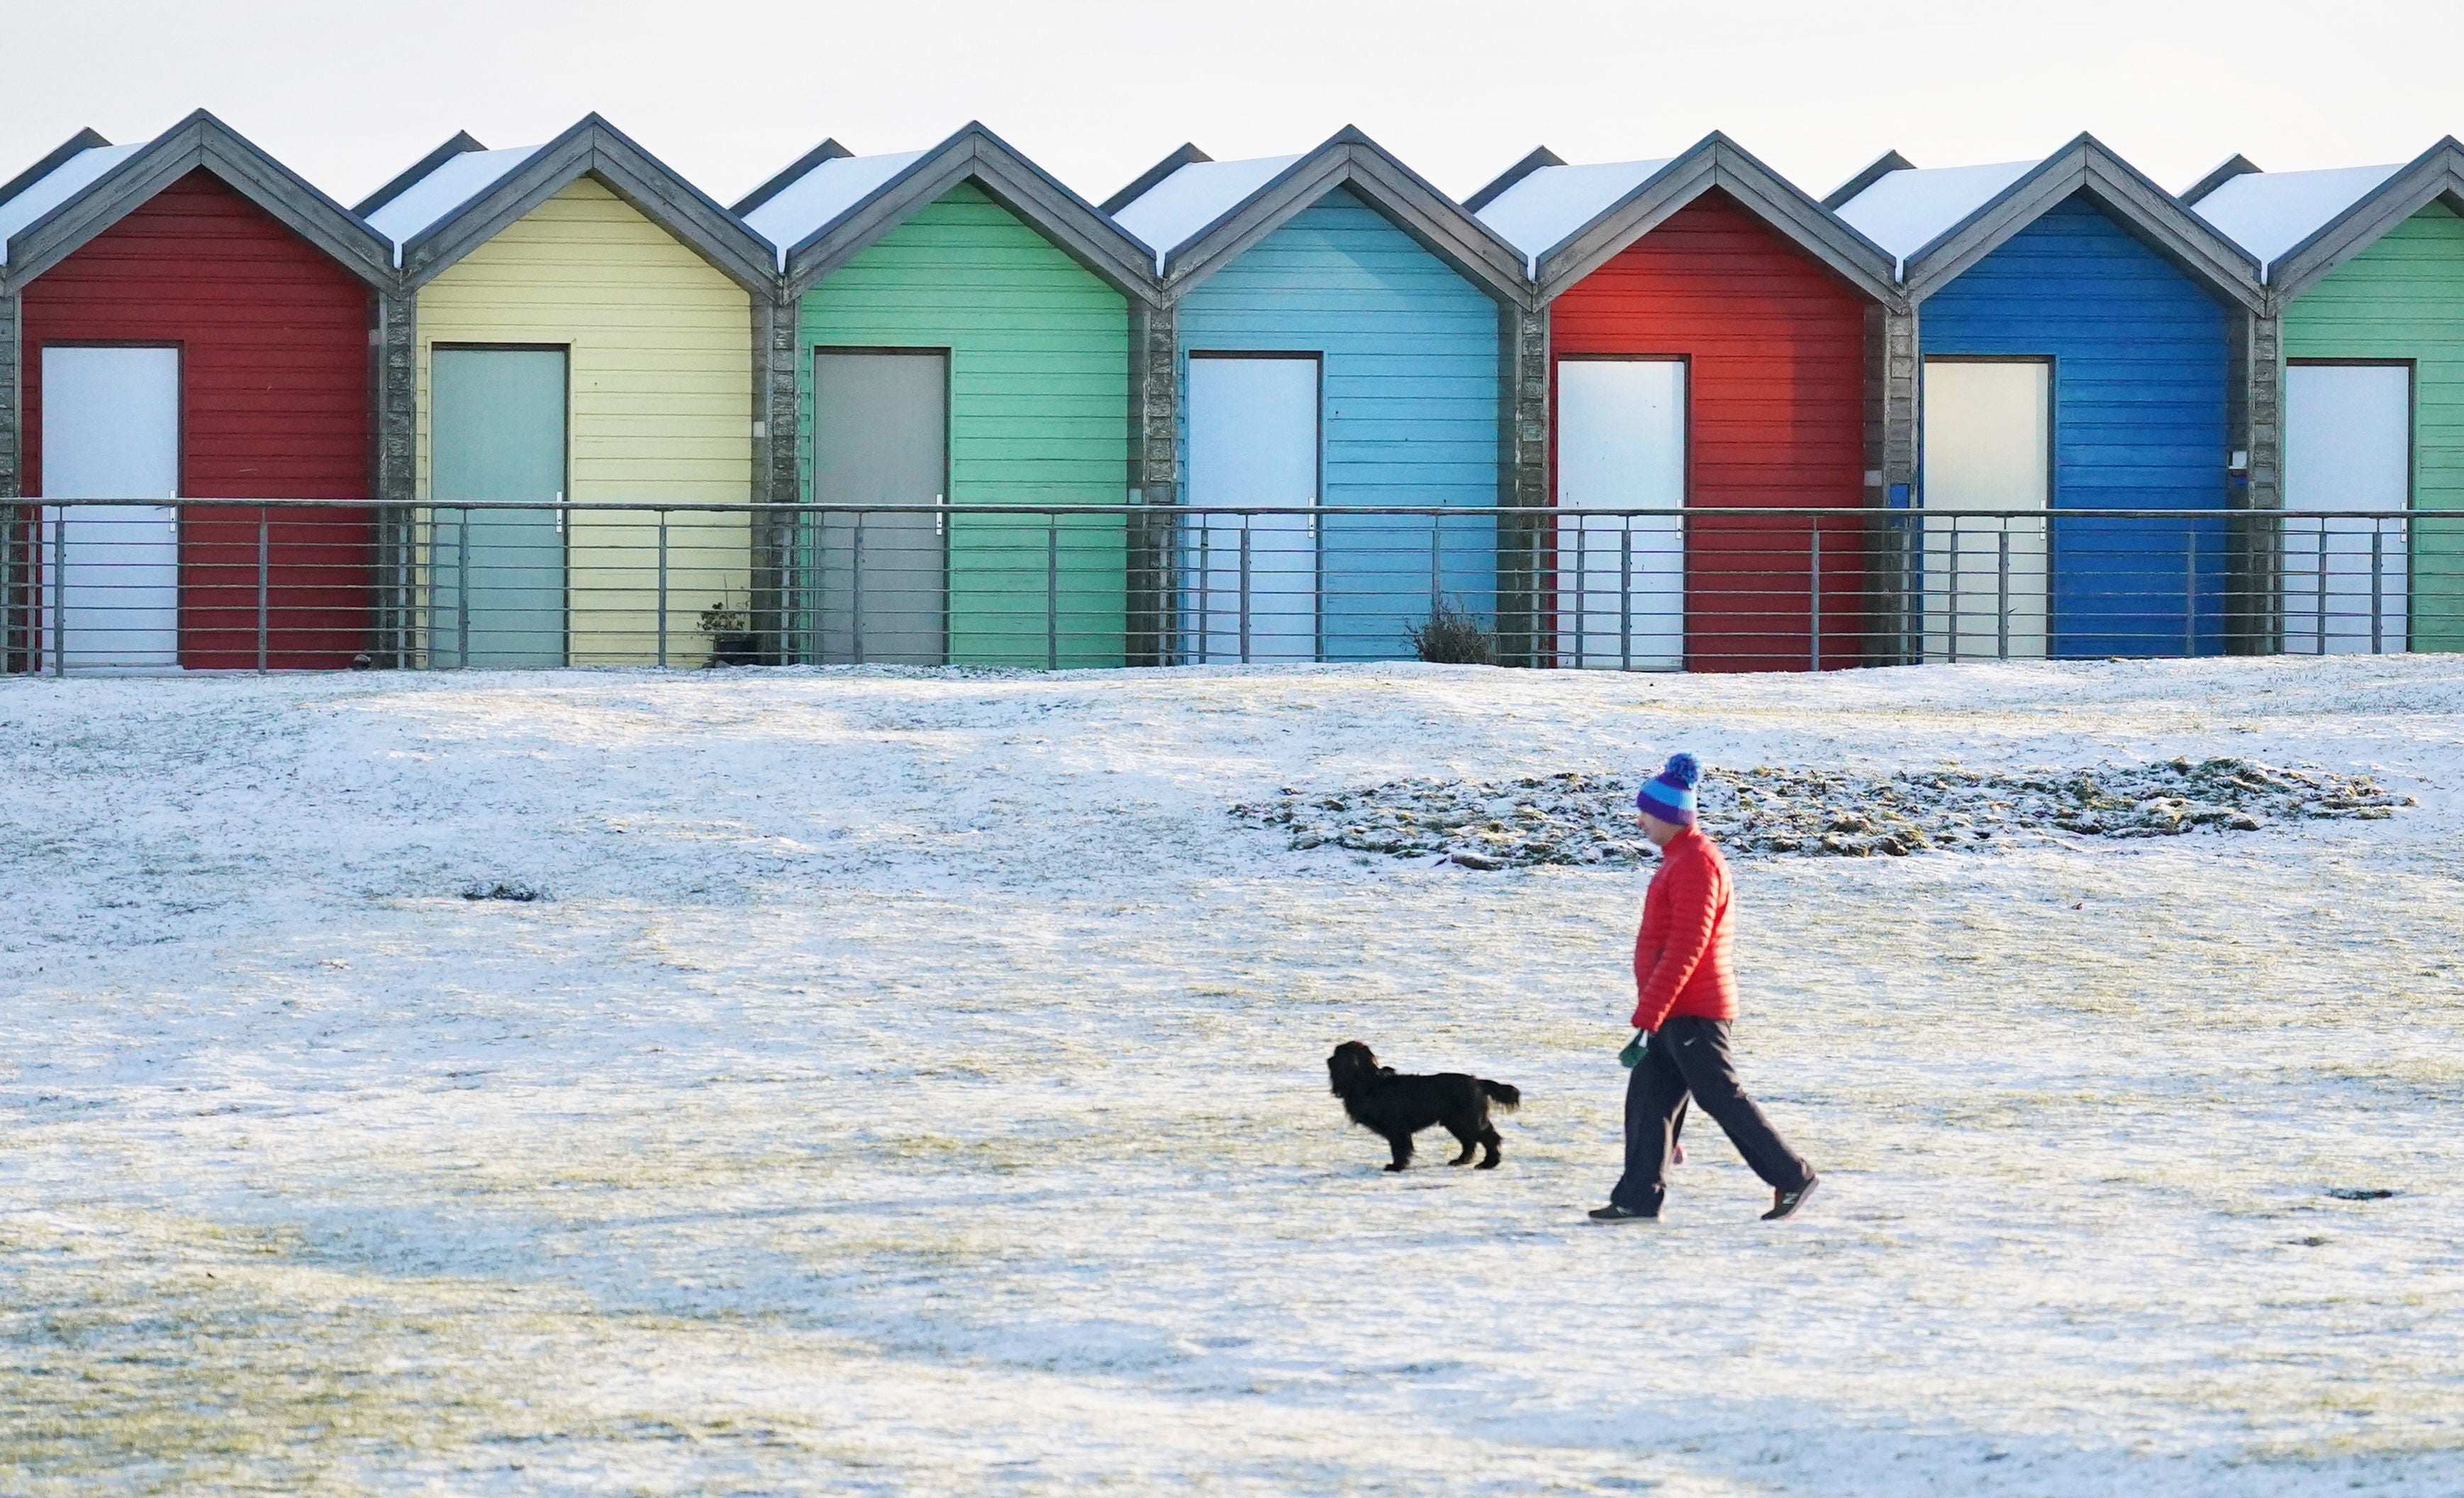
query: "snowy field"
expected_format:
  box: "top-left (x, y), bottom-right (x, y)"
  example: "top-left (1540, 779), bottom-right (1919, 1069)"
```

top-left (3, 658), bottom-right (2460, 1495)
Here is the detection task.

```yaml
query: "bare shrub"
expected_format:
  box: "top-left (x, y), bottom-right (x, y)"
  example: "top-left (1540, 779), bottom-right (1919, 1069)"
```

top-left (1406, 599), bottom-right (1495, 665)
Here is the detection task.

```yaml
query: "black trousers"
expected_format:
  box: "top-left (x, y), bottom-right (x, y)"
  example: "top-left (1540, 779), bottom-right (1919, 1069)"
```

top-left (1612, 1016), bottom-right (1812, 1215)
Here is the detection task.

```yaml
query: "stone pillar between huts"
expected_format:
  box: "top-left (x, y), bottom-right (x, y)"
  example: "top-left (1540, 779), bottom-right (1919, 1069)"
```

top-left (751, 292), bottom-right (803, 663)
top-left (2226, 306), bottom-right (2284, 655)
top-left (1496, 299), bottom-right (1549, 667)
top-left (370, 289), bottom-right (418, 667)
top-left (1865, 303), bottom-right (1920, 665)
top-left (1125, 297), bottom-right (1179, 667)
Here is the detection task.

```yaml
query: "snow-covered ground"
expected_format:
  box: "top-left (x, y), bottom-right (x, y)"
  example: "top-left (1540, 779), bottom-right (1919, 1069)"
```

top-left (3, 658), bottom-right (2460, 1495)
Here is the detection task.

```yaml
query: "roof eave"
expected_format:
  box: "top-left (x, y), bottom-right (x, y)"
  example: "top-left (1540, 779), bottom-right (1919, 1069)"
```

top-left (1530, 133), bottom-right (1903, 309)
top-left (1156, 126), bottom-right (1532, 309)
top-left (2264, 138), bottom-right (2464, 306)
top-left (5, 109), bottom-right (394, 290)
top-left (399, 113), bottom-right (777, 296)
top-left (780, 123), bottom-right (1161, 304)
top-left (1898, 135), bottom-right (2263, 312)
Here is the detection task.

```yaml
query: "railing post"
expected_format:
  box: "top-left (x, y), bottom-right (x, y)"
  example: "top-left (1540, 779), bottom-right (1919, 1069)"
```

top-left (2370, 523), bottom-right (2385, 655)
top-left (1047, 511), bottom-right (1060, 671)
top-left (257, 510), bottom-right (271, 673)
top-left (2185, 532), bottom-right (2198, 658)
top-left (0, 504), bottom-right (13, 675)
top-left (1997, 527), bottom-right (2010, 662)
top-left (1428, 511), bottom-right (1442, 622)
top-left (50, 506), bottom-right (65, 677)
top-left (656, 509), bottom-right (669, 668)
top-left (2314, 519), bottom-right (2329, 654)
top-left (1620, 520), bottom-right (1633, 672)
top-left (1237, 517), bottom-right (1252, 665)
top-left (1946, 519), bottom-right (1960, 665)
top-left (455, 508), bottom-right (470, 669)
top-left (851, 513), bottom-right (866, 665)
top-left (1196, 521), bottom-right (1210, 665)
top-left (1572, 518), bottom-right (1587, 670)
top-left (1810, 522), bottom-right (1822, 673)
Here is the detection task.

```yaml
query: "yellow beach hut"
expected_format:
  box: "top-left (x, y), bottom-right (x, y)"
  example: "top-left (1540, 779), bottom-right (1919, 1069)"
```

top-left (357, 116), bottom-right (778, 666)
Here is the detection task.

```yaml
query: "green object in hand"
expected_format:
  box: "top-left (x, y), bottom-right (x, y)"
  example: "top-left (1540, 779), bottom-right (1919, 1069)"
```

top-left (1620, 1031), bottom-right (1647, 1069)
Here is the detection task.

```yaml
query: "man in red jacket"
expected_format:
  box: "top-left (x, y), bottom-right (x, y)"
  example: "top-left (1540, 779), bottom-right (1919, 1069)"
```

top-left (1590, 753), bottom-right (1819, 1223)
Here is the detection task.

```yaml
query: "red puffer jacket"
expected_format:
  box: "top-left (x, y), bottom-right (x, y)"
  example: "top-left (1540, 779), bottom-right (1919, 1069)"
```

top-left (1631, 826), bottom-right (1737, 1031)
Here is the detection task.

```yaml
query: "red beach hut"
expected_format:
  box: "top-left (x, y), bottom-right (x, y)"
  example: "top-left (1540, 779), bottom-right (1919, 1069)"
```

top-left (1471, 134), bottom-right (1902, 671)
top-left (0, 112), bottom-right (394, 671)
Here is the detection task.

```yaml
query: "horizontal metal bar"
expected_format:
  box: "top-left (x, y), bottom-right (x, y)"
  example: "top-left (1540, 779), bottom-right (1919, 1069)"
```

top-left (7, 496), bottom-right (2450, 522)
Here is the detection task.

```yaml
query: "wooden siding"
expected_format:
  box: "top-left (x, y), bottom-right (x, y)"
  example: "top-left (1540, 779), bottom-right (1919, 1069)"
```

top-left (1918, 196), bottom-right (2231, 657)
top-left (19, 170), bottom-right (373, 668)
top-left (1174, 187), bottom-right (1500, 661)
top-left (1549, 191), bottom-right (1868, 672)
top-left (2282, 201), bottom-right (2464, 651)
top-left (415, 175), bottom-right (754, 666)
top-left (798, 180), bottom-right (1130, 668)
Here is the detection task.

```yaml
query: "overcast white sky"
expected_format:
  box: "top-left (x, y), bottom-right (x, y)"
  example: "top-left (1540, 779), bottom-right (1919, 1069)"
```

top-left (6, 0), bottom-right (2459, 211)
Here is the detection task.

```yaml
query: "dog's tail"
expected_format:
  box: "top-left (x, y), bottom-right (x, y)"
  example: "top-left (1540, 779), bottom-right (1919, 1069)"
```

top-left (1480, 1080), bottom-right (1522, 1112)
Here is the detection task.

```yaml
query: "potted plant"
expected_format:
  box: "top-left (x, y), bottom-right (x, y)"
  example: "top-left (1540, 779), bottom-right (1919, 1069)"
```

top-left (698, 597), bottom-right (760, 667)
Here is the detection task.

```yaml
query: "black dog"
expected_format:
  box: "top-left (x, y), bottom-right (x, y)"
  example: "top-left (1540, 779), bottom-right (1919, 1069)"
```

top-left (1326, 1041), bottom-right (1521, 1172)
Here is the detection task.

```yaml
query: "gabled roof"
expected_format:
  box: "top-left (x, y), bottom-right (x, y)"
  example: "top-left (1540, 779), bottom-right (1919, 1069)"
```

top-left (2187, 143), bottom-right (2464, 298)
top-left (1098, 143), bottom-right (1213, 216)
top-left (1831, 160), bottom-right (2037, 267)
top-left (1462, 147), bottom-right (1564, 214)
top-left (1819, 150), bottom-right (1915, 211)
top-left (745, 122), bottom-right (1156, 302)
top-left (2178, 154), bottom-right (2262, 206)
top-left (1106, 126), bottom-right (1528, 306)
top-left (364, 146), bottom-right (542, 257)
top-left (353, 131), bottom-right (486, 218)
top-left (2190, 162), bottom-right (2404, 275)
top-left (377, 113), bottom-right (774, 294)
top-left (0, 111), bottom-right (392, 289)
top-left (1471, 133), bottom-right (1899, 305)
top-left (1831, 133), bottom-right (2263, 309)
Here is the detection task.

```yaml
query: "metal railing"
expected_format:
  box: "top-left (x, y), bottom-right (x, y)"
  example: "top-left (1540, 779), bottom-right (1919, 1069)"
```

top-left (0, 499), bottom-right (2448, 675)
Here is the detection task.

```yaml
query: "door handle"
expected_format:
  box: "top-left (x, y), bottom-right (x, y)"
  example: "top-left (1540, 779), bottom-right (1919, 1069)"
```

top-left (935, 494), bottom-right (945, 538)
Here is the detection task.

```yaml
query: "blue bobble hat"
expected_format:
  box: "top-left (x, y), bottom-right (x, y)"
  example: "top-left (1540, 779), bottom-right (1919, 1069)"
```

top-left (1637, 753), bottom-right (1700, 825)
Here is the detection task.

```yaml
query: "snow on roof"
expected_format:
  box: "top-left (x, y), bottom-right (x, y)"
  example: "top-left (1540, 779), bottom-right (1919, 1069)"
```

top-left (364, 146), bottom-right (541, 264)
top-left (0, 144), bottom-right (143, 263)
top-left (1834, 160), bottom-right (2037, 272)
top-left (1110, 155), bottom-right (1304, 270)
top-left (1473, 158), bottom-right (1673, 273)
top-left (742, 150), bottom-right (928, 269)
top-left (2191, 163), bottom-right (2403, 277)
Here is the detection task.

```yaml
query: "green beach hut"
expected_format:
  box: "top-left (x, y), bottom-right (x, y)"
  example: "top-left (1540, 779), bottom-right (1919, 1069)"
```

top-left (2191, 139), bottom-right (2464, 653)
top-left (734, 124), bottom-right (1161, 667)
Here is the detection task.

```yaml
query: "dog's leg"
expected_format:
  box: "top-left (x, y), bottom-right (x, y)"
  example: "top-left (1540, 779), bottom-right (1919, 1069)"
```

top-left (1476, 1125), bottom-right (1504, 1169)
top-left (1444, 1121), bottom-right (1481, 1165)
top-left (1383, 1132), bottom-right (1413, 1172)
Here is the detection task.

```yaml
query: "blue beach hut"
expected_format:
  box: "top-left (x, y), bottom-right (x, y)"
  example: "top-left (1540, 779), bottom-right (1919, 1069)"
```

top-left (1103, 128), bottom-right (1529, 662)
top-left (1828, 136), bottom-right (2265, 658)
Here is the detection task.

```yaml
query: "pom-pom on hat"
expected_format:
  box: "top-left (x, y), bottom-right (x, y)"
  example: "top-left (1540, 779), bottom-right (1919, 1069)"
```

top-left (1636, 753), bottom-right (1701, 825)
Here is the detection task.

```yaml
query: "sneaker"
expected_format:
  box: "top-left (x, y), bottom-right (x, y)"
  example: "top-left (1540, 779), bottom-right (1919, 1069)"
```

top-left (1763, 1175), bottom-right (1819, 1221)
top-left (1587, 1204), bottom-right (1658, 1223)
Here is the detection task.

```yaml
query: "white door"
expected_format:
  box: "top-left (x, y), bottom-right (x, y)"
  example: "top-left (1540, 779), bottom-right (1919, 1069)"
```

top-left (39, 345), bottom-right (182, 672)
top-left (1185, 355), bottom-right (1317, 663)
top-left (2283, 362), bottom-right (2409, 653)
top-left (1922, 360), bottom-right (2049, 661)
top-left (1556, 359), bottom-right (1684, 670)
